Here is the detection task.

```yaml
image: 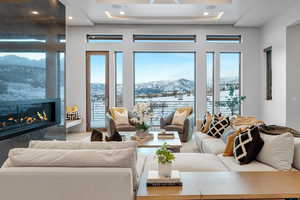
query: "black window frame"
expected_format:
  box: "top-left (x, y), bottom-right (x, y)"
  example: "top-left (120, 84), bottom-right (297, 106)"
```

top-left (264, 46), bottom-right (272, 100)
top-left (206, 35), bottom-right (242, 43)
top-left (86, 34), bottom-right (123, 43)
top-left (133, 35), bottom-right (196, 43)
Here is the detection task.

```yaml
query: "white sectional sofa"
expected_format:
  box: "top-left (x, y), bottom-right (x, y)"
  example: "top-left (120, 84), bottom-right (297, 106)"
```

top-left (0, 135), bottom-right (299, 200)
top-left (194, 131), bottom-right (300, 171)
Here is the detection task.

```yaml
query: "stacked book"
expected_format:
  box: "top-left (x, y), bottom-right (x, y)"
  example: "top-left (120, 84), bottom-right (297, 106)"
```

top-left (158, 132), bottom-right (175, 139)
top-left (147, 170), bottom-right (182, 186)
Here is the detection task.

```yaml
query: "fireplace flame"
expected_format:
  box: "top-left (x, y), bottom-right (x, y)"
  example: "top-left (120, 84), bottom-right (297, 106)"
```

top-left (1, 110), bottom-right (49, 127)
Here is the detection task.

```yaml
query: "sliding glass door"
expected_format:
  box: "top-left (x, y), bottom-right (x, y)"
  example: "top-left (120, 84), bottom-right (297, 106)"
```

top-left (86, 52), bottom-right (109, 130)
top-left (134, 52), bottom-right (195, 125)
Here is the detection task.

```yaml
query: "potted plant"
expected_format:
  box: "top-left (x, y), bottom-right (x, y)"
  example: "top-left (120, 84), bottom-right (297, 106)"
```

top-left (130, 102), bottom-right (154, 137)
top-left (155, 143), bottom-right (175, 177)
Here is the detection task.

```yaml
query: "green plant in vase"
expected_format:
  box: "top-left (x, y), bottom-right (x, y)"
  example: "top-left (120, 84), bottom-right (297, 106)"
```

top-left (156, 143), bottom-right (175, 177)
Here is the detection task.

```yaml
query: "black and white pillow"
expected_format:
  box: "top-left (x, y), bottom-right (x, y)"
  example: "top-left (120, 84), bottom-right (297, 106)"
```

top-left (233, 126), bottom-right (264, 165)
top-left (207, 117), bottom-right (230, 138)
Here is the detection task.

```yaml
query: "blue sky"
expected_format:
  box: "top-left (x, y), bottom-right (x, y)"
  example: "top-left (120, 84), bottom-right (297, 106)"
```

top-left (0, 52), bottom-right (240, 84)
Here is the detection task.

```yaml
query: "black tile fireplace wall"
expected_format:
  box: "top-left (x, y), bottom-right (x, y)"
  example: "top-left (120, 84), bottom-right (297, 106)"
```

top-left (0, 0), bottom-right (66, 165)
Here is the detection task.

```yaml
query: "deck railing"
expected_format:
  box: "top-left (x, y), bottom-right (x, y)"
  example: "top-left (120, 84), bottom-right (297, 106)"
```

top-left (90, 96), bottom-right (239, 127)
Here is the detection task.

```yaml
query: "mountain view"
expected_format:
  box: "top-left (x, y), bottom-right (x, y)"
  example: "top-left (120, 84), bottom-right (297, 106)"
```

top-left (0, 55), bottom-right (64, 101)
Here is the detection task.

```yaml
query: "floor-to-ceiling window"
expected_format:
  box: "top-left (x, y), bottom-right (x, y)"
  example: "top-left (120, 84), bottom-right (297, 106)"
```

top-left (134, 52), bottom-right (195, 125)
top-left (86, 52), bottom-right (109, 130)
top-left (206, 52), bottom-right (241, 115)
top-left (115, 52), bottom-right (123, 107)
top-left (219, 53), bottom-right (241, 115)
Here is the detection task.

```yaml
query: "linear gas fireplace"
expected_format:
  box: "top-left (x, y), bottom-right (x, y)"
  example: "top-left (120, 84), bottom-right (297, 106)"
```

top-left (0, 99), bottom-right (60, 140)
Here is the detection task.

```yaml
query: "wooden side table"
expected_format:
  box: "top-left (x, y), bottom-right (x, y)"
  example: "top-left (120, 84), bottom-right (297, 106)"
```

top-left (137, 171), bottom-right (300, 200)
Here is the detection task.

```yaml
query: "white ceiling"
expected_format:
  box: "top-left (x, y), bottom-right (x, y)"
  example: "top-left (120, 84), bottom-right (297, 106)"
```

top-left (60, 0), bottom-right (296, 27)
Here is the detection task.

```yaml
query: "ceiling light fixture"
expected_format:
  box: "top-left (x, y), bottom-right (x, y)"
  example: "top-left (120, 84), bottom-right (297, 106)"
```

top-left (68, 16), bottom-right (73, 20)
top-left (105, 11), bottom-right (112, 18)
top-left (31, 11), bottom-right (39, 15)
top-left (120, 10), bottom-right (125, 15)
top-left (203, 12), bottom-right (209, 16)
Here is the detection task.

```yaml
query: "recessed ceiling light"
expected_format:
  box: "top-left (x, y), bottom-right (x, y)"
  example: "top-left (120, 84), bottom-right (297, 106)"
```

top-left (120, 10), bottom-right (125, 15)
top-left (105, 11), bottom-right (112, 18)
top-left (203, 12), bottom-right (209, 16)
top-left (31, 11), bottom-right (39, 15)
top-left (68, 16), bottom-right (73, 20)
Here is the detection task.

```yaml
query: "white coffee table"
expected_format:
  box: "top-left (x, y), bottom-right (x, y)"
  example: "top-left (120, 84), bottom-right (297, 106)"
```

top-left (122, 131), bottom-right (182, 152)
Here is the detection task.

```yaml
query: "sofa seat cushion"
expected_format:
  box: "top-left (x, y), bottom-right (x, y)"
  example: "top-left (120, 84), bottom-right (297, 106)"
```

top-left (164, 125), bottom-right (183, 132)
top-left (194, 132), bottom-right (213, 151)
top-left (116, 124), bottom-right (136, 131)
top-left (144, 153), bottom-right (228, 172)
top-left (218, 155), bottom-right (277, 172)
top-left (201, 138), bottom-right (226, 155)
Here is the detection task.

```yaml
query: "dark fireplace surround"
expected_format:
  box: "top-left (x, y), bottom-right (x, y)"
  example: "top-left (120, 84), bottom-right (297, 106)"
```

top-left (0, 99), bottom-right (61, 140)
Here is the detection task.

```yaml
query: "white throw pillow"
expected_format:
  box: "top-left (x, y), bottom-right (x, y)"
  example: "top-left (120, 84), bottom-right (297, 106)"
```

top-left (114, 110), bottom-right (129, 125)
top-left (8, 148), bottom-right (138, 187)
top-left (257, 133), bottom-right (294, 170)
top-left (172, 110), bottom-right (187, 126)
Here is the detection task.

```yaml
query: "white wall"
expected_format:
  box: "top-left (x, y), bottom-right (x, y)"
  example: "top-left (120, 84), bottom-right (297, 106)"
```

top-left (286, 23), bottom-right (300, 130)
top-left (260, 3), bottom-right (300, 126)
top-left (66, 24), bottom-right (261, 132)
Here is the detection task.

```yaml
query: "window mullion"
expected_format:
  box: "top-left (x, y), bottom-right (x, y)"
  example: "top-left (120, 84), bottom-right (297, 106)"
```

top-left (214, 52), bottom-right (220, 114)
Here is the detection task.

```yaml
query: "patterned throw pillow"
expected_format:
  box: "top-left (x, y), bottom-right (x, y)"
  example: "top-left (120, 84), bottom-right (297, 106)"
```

top-left (221, 126), bottom-right (236, 143)
top-left (207, 117), bottom-right (230, 138)
top-left (199, 112), bottom-right (212, 133)
top-left (233, 126), bottom-right (264, 165)
top-left (172, 110), bottom-right (188, 126)
top-left (114, 110), bottom-right (129, 125)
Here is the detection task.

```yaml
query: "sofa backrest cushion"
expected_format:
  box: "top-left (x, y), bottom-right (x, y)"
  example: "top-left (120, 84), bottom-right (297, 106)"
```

top-left (221, 126), bottom-right (236, 143)
top-left (257, 133), bottom-right (294, 170)
top-left (7, 148), bottom-right (138, 187)
top-left (29, 140), bottom-right (138, 161)
top-left (293, 137), bottom-right (300, 170)
top-left (29, 140), bottom-right (137, 149)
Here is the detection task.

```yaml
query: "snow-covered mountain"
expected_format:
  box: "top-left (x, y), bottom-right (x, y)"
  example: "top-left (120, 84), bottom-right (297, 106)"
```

top-left (0, 55), bottom-right (45, 68)
top-left (135, 78), bottom-right (194, 95)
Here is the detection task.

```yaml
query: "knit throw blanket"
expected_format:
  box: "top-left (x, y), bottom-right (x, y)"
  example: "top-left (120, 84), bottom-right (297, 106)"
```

top-left (259, 124), bottom-right (300, 138)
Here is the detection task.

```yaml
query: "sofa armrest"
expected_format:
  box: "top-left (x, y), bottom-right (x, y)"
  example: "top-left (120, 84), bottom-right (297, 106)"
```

top-left (0, 167), bottom-right (134, 200)
top-left (182, 114), bottom-right (194, 142)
